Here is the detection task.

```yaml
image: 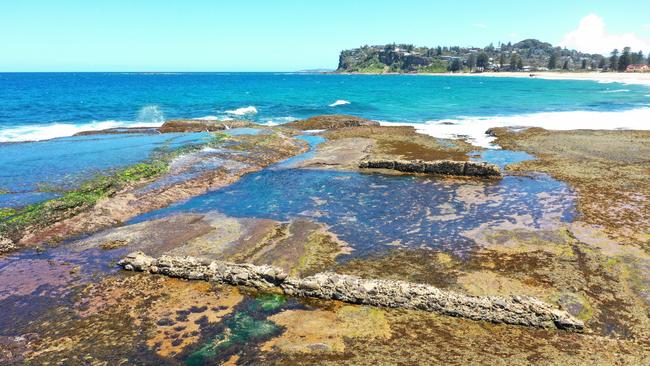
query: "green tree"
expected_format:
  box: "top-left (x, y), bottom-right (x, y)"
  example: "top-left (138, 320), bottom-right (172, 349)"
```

top-left (598, 57), bottom-right (606, 69)
top-left (548, 53), bottom-right (558, 69)
top-left (609, 49), bottom-right (619, 71)
top-left (581, 59), bottom-right (587, 69)
top-left (476, 53), bottom-right (489, 69)
top-left (517, 57), bottom-right (524, 70)
top-left (510, 54), bottom-right (519, 70)
top-left (448, 58), bottom-right (461, 72)
top-left (436, 46), bottom-right (442, 56)
top-left (618, 47), bottom-right (632, 72)
top-left (562, 60), bottom-right (569, 70)
top-left (467, 54), bottom-right (477, 70)
top-left (499, 53), bottom-right (507, 68)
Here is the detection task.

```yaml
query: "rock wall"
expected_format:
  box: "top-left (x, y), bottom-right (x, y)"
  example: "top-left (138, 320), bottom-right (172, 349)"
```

top-left (359, 159), bottom-right (502, 178)
top-left (119, 252), bottom-right (583, 331)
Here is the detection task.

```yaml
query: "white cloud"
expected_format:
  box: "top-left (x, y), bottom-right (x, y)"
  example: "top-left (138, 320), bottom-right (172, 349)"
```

top-left (559, 14), bottom-right (650, 54)
top-left (508, 32), bottom-right (519, 39)
top-left (643, 24), bottom-right (650, 30)
top-left (473, 23), bottom-right (487, 29)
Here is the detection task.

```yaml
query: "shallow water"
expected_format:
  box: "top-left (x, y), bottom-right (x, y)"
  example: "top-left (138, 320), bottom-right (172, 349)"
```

top-left (470, 149), bottom-right (535, 169)
top-left (0, 131), bottom-right (578, 363)
top-left (130, 166), bottom-right (574, 257)
top-left (0, 132), bottom-right (211, 208)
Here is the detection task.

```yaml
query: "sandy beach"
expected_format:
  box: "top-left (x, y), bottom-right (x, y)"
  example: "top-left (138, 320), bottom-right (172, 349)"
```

top-left (434, 71), bottom-right (650, 86)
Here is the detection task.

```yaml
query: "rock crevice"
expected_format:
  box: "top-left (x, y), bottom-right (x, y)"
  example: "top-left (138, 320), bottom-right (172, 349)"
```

top-left (119, 252), bottom-right (583, 331)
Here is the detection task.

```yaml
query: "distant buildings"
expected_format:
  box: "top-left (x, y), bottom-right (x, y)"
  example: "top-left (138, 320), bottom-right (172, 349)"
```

top-left (626, 64), bottom-right (650, 73)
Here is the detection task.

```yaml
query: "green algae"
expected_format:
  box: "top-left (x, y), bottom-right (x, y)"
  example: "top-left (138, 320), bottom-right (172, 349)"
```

top-left (0, 133), bottom-right (230, 241)
top-left (251, 293), bottom-right (287, 312)
top-left (186, 313), bottom-right (280, 366)
top-left (0, 207), bottom-right (16, 220)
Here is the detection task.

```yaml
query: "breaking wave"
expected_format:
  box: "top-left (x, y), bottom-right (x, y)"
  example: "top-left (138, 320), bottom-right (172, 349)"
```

top-left (380, 107), bottom-right (650, 148)
top-left (329, 100), bottom-right (351, 107)
top-left (225, 106), bottom-right (258, 115)
top-left (0, 120), bottom-right (163, 143)
top-left (136, 105), bottom-right (165, 123)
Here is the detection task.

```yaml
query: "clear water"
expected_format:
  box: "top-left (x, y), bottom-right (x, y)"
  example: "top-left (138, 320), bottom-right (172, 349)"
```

top-left (130, 168), bottom-right (574, 257)
top-left (0, 132), bottom-right (211, 207)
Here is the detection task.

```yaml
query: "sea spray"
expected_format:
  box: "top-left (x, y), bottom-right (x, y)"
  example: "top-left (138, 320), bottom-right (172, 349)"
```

top-left (136, 105), bottom-right (165, 123)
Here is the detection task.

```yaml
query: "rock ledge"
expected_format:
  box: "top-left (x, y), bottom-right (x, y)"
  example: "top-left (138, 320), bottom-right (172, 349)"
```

top-left (359, 159), bottom-right (502, 178)
top-left (119, 252), bottom-right (583, 331)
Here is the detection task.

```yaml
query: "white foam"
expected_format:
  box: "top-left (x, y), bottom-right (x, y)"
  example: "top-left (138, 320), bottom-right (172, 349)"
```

top-left (0, 120), bottom-right (163, 143)
top-left (193, 115), bottom-right (234, 121)
top-left (261, 116), bottom-right (297, 126)
top-left (329, 100), bottom-right (351, 107)
top-left (225, 106), bottom-right (258, 115)
top-left (380, 107), bottom-right (650, 148)
top-left (601, 89), bottom-right (630, 93)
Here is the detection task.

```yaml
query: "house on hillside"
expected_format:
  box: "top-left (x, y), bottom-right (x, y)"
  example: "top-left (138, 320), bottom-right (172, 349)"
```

top-left (626, 64), bottom-right (649, 73)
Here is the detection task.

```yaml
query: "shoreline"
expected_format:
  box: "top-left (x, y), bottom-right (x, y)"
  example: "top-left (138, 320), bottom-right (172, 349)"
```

top-left (336, 71), bottom-right (650, 86)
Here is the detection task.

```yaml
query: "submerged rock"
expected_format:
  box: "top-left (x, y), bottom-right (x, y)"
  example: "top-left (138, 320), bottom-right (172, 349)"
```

top-left (286, 115), bottom-right (379, 130)
top-left (359, 159), bottom-right (502, 178)
top-left (119, 252), bottom-right (583, 331)
top-left (158, 119), bottom-right (254, 133)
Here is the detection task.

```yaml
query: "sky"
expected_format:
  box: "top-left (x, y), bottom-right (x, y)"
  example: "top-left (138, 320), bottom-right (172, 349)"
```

top-left (1, 0), bottom-right (649, 71)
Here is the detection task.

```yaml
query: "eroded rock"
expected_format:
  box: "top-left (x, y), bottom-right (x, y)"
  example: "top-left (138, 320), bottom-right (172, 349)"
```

top-left (158, 119), bottom-right (253, 133)
top-left (285, 115), bottom-right (379, 130)
top-left (119, 252), bottom-right (583, 331)
top-left (0, 236), bottom-right (15, 254)
top-left (359, 159), bottom-right (501, 178)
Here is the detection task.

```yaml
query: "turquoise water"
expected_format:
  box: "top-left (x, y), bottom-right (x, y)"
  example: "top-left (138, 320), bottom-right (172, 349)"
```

top-left (1, 73), bottom-right (649, 142)
top-left (0, 132), bottom-right (211, 207)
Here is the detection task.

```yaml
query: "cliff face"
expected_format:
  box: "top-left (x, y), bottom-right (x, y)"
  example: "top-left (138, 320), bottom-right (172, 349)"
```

top-left (337, 39), bottom-right (602, 73)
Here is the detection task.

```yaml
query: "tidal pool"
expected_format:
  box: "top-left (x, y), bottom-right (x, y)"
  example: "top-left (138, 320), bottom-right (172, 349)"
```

top-left (0, 132), bottom-right (212, 208)
top-left (131, 166), bottom-right (575, 257)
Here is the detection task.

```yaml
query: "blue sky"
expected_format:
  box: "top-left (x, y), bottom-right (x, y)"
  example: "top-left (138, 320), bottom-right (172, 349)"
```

top-left (1, 0), bottom-right (649, 71)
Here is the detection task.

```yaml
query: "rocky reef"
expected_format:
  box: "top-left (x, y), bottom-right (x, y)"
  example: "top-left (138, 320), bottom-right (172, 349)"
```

top-left (119, 252), bottom-right (583, 331)
top-left (285, 115), bottom-right (379, 130)
top-left (359, 159), bottom-right (502, 178)
top-left (158, 119), bottom-right (254, 133)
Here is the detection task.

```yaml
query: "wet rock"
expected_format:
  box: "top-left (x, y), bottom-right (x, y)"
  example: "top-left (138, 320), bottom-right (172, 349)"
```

top-left (73, 127), bottom-right (159, 136)
top-left (359, 159), bottom-right (502, 178)
top-left (158, 119), bottom-right (253, 133)
top-left (0, 333), bottom-right (38, 364)
top-left (0, 236), bottom-right (16, 254)
top-left (99, 239), bottom-right (128, 250)
top-left (286, 115), bottom-right (380, 130)
top-left (119, 252), bottom-right (583, 331)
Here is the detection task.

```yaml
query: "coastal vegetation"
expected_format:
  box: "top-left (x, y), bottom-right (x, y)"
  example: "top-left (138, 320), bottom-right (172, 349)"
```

top-left (337, 39), bottom-right (650, 73)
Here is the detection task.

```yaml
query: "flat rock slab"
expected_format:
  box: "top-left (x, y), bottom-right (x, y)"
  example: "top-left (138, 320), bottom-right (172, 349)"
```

top-left (119, 252), bottom-right (583, 332)
top-left (360, 159), bottom-right (502, 178)
top-left (286, 115), bottom-right (379, 130)
top-left (158, 119), bottom-right (253, 133)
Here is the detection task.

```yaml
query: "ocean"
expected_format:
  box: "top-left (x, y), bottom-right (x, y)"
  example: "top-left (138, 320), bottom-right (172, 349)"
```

top-left (1, 72), bottom-right (649, 145)
top-left (1, 72), bottom-right (649, 208)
